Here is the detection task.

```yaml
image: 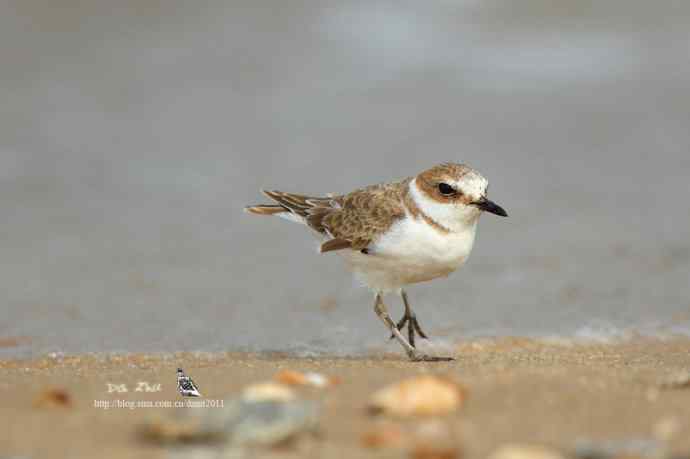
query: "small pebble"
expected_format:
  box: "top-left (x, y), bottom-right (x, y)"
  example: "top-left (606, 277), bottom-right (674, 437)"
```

top-left (33, 388), bottom-right (72, 409)
top-left (573, 438), bottom-right (662, 459)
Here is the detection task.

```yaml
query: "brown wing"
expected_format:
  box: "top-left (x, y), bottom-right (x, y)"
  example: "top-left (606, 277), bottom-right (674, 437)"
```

top-left (319, 179), bottom-right (409, 251)
top-left (251, 179), bottom-right (409, 252)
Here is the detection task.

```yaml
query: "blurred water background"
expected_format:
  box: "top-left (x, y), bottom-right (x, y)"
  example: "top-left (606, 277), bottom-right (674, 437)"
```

top-left (2, 0), bottom-right (689, 359)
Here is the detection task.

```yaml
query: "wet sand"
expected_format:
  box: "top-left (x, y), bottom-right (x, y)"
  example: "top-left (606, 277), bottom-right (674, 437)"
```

top-left (2, 338), bottom-right (690, 458)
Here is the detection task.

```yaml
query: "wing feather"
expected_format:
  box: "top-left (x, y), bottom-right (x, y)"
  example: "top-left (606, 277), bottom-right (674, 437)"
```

top-left (249, 179), bottom-right (410, 252)
top-left (320, 238), bottom-right (352, 253)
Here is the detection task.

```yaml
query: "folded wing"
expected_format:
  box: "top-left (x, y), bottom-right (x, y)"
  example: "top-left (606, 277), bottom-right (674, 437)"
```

top-left (245, 179), bottom-right (409, 253)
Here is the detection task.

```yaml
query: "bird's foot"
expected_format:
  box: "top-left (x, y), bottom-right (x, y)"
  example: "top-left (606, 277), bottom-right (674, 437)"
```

top-left (389, 312), bottom-right (429, 348)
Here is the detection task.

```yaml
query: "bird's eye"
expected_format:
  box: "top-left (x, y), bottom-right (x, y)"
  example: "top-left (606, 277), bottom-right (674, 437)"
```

top-left (437, 183), bottom-right (455, 196)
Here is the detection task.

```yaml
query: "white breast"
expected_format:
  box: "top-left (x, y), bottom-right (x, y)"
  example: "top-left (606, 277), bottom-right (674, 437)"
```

top-left (341, 214), bottom-right (478, 292)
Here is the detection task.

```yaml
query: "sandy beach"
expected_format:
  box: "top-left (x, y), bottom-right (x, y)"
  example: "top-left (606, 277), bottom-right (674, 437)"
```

top-left (2, 338), bottom-right (689, 458)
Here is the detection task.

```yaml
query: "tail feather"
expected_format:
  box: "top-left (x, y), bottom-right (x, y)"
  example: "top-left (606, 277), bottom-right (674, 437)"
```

top-left (244, 205), bottom-right (286, 215)
top-left (247, 189), bottom-right (342, 233)
top-left (262, 190), bottom-right (321, 216)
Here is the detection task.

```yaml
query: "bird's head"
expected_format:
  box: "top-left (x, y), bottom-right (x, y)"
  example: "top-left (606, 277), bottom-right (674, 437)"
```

top-left (413, 162), bottom-right (507, 231)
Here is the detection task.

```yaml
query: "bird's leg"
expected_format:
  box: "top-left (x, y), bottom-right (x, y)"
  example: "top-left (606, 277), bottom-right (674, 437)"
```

top-left (401, 290), bottom-right (429, 347)
top-left (375, 293), bottom-right (416, 358)
top-left (389, 290), bottom-right (429, 348)
top-left (374, 293), bottom-right (454, 362)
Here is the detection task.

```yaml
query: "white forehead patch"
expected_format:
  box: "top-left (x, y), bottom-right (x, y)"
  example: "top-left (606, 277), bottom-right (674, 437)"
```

top-left (450, 171), bottom-right (487, 199)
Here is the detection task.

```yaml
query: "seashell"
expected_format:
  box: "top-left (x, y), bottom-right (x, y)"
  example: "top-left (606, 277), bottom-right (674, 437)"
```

top-left (488, 444), bottom-right (566, 459)
top-left (274, 370), bottom-right (340, 388)
top-left (368, 376), bottom-right (466, 418)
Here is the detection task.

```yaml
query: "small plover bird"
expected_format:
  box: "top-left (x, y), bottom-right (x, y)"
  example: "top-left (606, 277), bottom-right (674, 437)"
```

top-left (177, 368), bottom-right (202, 397)
top-left (246, 163), bottom-right (507, 361)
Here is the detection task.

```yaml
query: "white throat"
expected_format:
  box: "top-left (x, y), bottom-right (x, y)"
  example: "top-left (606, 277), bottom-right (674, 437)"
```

top-left (409, 178), bottom-right (480, 233)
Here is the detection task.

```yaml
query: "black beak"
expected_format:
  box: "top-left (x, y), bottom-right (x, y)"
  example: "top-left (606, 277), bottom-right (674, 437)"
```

top-left (475, 197), bottom-right (508, 217)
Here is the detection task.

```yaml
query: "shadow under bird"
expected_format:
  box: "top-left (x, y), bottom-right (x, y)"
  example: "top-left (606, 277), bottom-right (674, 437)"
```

top-left (246, 163), bottom-right (508, 361)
